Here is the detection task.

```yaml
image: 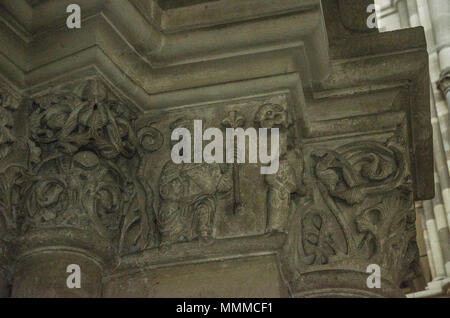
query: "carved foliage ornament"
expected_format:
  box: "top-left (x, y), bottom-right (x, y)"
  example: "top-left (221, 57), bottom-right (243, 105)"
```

top-left (29, 80), bottom-right (137, 160)
top-left (9, 80), bottom-right (156, 254)
top-left (286, 133), bottom-right (418, 286)
top-left (355, 190), bottom-right (418, 283)
top-left (312, 136), bottom-right (408, 206)
top-left (0, 89), bottom-right (23, 243)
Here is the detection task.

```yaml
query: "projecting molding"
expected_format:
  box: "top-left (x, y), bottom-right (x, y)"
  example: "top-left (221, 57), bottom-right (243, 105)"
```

top-left (0, 0), bottom-right (433, 203)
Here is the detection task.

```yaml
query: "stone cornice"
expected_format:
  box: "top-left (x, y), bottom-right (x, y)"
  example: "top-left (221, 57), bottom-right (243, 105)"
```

top-left (0, 2), bottom-right (433, 204)
top-left (0, 0), bottom-right (329, 90)
top-left (0, 1), bottom-right (433, 199)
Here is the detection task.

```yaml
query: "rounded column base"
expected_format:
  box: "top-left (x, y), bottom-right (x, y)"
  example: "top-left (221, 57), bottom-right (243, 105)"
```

top-left (12, 250), bottom-right (103, 298)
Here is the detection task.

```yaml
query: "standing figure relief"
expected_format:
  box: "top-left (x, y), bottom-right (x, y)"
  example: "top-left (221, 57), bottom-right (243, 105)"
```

top-left (254, 103), bottom-right (304, 233)
top-left (158, 161), bottom-right (231, 247)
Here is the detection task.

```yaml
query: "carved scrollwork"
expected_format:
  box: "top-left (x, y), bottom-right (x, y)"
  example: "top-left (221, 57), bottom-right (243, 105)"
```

top-left (300, 209), bottom-right (348, 266)
top-left (21, 152), bottom-right (126, 238)
top-left (282, 132), bottom-right (418, 288)
top-left (0, 79), bottom-right (160, 256)
top-left (121, 125), bottom-right (164, 253)
top-left (355, 190), bottom-right (419, 282)
top-left (137, 126), bottom-right (164, 153)
top-left (29, 80), bottom-right (137, 161)
top-left (312, 136), bottom-right (409, 206)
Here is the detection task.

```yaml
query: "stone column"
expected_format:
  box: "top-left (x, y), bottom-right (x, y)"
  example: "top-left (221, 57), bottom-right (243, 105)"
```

top-left (1, 79), bottom-right (155, 297)
top-left (428, 0), bottom-right (450, 94)
top-left (416, 202), bottom-right (436, 280)
top-left (429, 0), bottom-right (450, 232)
top-left (0, 271), bottom-right (8, 298)
top-left (11, 244), bottom-right (104, 298)
top-left (395, 0), bottom-right (411, 28)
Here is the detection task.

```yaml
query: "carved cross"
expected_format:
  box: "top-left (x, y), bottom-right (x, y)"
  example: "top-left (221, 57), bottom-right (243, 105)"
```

top-left (221, 110), bottom-right (245, 214)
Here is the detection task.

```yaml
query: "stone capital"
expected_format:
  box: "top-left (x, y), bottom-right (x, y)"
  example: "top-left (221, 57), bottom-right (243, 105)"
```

top-left (280, 128), bottom-right (419, 297)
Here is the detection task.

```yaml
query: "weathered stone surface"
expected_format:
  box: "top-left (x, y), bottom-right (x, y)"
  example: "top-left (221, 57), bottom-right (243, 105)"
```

top-left (12, 251), bottom-right (102, 298)
top-left (104, 255), bottom-right (288, 298)
top-left (0, 0), bottom-right (433, 298)
top-left (281, 129), bottom-right (418, 297)
top-left (438, 71), bottom-right (450, 96)
top-left (0, 241), bottom-right (10, 298)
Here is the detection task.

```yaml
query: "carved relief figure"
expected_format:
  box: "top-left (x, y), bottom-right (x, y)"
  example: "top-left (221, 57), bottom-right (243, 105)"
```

top-left (158, 119), bottom-right (232, 247)
top-left (254, 103), bottom-right (302, 233)
top-left (29, 79), bottom-right (137, 160)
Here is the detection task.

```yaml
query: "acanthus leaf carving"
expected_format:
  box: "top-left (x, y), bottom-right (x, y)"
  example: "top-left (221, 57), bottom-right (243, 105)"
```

top-left (283, 130), bottom-right (418, 287)
top-left (29, 80), bottom-right (137, 161)
top-left (3, 79), bottom-right (159, 257)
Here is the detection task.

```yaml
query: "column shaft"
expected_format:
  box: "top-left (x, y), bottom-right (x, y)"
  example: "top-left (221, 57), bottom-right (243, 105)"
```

top-left (419, 203), bottom-right (437, 279)
top-left (12, 251), bottom-right (102, 298)
top-left (407, 0), bottom-right (420, 27)
top-left (428, 0), bottom-right (450, 76)
top-left (423, 200), bottom-right (447, 279)
top-left (396, 0), bottom-right (411, 28)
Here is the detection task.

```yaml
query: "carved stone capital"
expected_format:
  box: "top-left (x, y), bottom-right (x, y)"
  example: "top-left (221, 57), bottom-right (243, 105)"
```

top-left (0, 79), bottom-right (159, 271)
top-left (281, 129), bottom-right (419, 297)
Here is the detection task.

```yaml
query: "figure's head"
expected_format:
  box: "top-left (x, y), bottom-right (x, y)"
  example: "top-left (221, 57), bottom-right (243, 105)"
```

top-left (254, 103), bottom-right (288, 129)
